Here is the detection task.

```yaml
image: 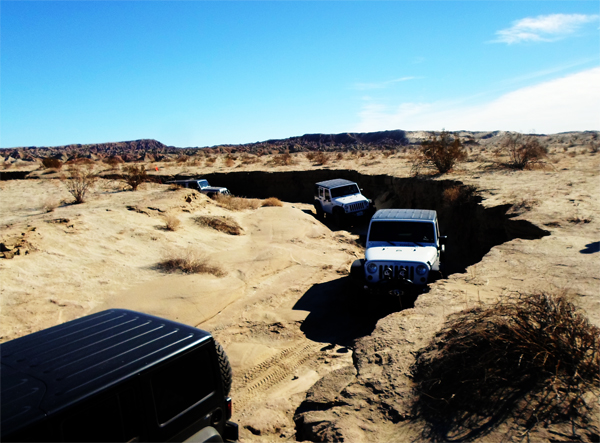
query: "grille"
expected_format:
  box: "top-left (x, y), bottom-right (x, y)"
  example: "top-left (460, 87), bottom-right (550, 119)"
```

top-left (346, 201), bottom-right (367, 213)
top-left (379, 264), bottom-right (415, 281)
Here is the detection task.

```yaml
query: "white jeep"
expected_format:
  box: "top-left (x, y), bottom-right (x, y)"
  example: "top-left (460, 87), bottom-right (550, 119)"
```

top-left (313, 179), bottom-right (375, 225)
top-left (167, 179), bottom-right (230, 197)
top-left (351, 209), bottom-right (446, 293)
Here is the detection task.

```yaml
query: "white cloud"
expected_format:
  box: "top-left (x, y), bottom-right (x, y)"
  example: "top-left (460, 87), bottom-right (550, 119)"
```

top-left (493, 13), bottom-right (599, 44)
top-left (353, 77), bottom-right (417, 90)
top-left (355, 67), bottom-right (600, 134)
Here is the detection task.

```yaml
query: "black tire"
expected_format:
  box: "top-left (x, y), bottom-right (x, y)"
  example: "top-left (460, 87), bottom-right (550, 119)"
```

top-left (333, 208), bottom-right (344, 226)
top-left (350, 259), bottom-right (365, 281)
top-left (214, 340), bottom-right (232, 396)
top-left (314, 202), bottom-right (324, 219)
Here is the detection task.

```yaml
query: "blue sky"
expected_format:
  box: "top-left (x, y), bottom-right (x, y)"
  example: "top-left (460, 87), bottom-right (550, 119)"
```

top-left (1, 1), bottom-right (598, 148)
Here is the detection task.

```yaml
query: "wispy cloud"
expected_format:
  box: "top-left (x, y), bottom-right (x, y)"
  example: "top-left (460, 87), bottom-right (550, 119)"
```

top-left (353, 77), bottom-right (417, 90)
top-left (355, 67), bottom-right (600, 134)
top-left (493, 13), bottom-right (599, 44)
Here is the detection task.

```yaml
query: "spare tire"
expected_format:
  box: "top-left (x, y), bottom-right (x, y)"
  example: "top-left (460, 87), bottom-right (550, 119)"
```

top-left (214, 340), bottom-right (232, 396)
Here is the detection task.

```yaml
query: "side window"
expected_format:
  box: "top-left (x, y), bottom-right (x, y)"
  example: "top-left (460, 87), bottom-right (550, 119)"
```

top-left (61, 388), bottom-right (141, 442)
top-left (319, 187), bottom-right (324, 199)
top-left (150, 347), bottom-right (216, 426)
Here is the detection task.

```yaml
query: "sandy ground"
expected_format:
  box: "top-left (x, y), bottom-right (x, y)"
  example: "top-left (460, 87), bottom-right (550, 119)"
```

top-left (1, 143), bottom-right (599, 442)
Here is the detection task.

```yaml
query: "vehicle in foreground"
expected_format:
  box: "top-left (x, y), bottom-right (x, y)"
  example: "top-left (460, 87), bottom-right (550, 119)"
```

top-left (313, 178), bottom-right (375, 225)
top-left (167, 179), bottom-right (231, 197)
top-left (1, 309), bottom-right (238, 442)
top-left (351, 209), bottom-right (446, 295)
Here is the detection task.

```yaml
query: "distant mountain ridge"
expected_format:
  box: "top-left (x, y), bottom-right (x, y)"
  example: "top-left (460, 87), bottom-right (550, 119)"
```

top-left (2, 130), bottom-right (595, 162)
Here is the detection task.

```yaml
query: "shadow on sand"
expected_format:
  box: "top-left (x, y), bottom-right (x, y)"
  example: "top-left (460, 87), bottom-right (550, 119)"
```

top-left (293, 277), bottom-right (419, 346)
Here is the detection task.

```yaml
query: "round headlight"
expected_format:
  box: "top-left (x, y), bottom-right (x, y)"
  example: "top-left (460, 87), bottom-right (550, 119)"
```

top-left (416, 264), bottom-right (428, 275)
top-left (367, 263), bottom-right (378, 274)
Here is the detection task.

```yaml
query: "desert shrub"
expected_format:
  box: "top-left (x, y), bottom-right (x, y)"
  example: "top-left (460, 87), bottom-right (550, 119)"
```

top-left (305, 152), bottom-right (316, 161)
top-left (270, 152), bottom-right (295, 166)
top-left (122, 164), bottom-right (147, 191)
top-left (163, 213), bottom-right (181, 231)
top-left (158, 247), bottom-right (225, 276)
top-left (442, 185), bottom-right (478, 206)
top-left (416, 131), bottom-right (467, 174)
top-left (412, 293), bottom-right (599, 441)
top-left (42, 157), bottom-right (63, 170)
top-left (194, 215), bottom-right (242, 235)
top-left (312, 151), bottom-right (330, 166)
top-left (496, 134), bottom-right (548, 169)
top-left (336, 152), bottom-right (344, 160)
top-left (212, 194), bottom-right (262, 210)
top-left (224, 156), bottom-right (235, 167)
top-left (240, 154), bottom-right (259, 165)
top-left (261, 197), bottom-right (283, 207)
top-left (62, 165), bottom-right (97, 204)
top-left (205, 157), bottom-right (216, 166)
top-left (176, 155), bottom-right (189, 163)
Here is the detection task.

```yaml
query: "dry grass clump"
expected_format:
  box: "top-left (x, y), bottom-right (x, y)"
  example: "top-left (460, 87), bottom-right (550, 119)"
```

top-left (261, 197), bottom-right (283, 207)
top-left (270, 152), bottom-right (295, 166)
top-left (305, 151), bottom-right (330, 165)
top-left (194, 215), bottom-right (243, 235)
top-left (312, 151), bottom-right (330, 165)
top-left (240, 154), bottom-right (259, 165)
top-left (442, 184), bottom-right (478, 206)
top-left (158, 247), bottom-right (225, 276)
top-left (411, 293), bottom-right (599, 441)
top-left (212, 194), bottom-right (262, 210)
top-left (42, 198), bottom-right (60, 213)
top-left (163, 213), bottom-right (181, 231)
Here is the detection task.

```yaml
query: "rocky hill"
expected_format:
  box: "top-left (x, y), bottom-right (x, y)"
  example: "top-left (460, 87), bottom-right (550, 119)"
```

top-left (2, 130), bottom-right (597, 165)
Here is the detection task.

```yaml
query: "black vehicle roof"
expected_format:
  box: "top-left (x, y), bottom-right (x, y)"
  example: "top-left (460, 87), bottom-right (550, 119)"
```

top-left (371, 209), bottom-right (437, 221)
top-left (1, 309), bottom-right (212, 437)
top-left (315, 179), bottom-right (357, 189)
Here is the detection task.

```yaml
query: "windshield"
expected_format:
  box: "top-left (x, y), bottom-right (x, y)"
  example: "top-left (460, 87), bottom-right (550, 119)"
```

top-left (330, 184), bottom-right (360, 198)
top-left (197, 180), bottom-right (209, 188)
top-left (368, 221), bottom-right (435, 243)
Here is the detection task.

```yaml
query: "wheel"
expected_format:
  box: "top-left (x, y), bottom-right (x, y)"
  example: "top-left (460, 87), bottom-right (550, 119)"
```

top-left (314, 202), bottom-right (324, 219)
top-left (333, 208), bottom-right (344, 226)
top-left (350, 259), bottom-right (365, 280)
top-left (214, 340), bottom-right (232, 396)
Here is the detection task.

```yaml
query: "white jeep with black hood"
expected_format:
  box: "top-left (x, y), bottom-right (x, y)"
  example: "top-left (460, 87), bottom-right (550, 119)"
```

top-left (351, 209), bottom-right (446, 295)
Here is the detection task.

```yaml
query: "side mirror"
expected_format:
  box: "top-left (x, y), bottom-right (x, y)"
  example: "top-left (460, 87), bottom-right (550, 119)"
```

top-left (439, 235), bottom-right (447, 244)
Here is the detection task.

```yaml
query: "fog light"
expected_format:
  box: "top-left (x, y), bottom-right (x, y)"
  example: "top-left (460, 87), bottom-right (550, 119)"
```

top-left (420, 277), bottom-right (426, 283)
top-left (367, 275), bottom-right (373, 281)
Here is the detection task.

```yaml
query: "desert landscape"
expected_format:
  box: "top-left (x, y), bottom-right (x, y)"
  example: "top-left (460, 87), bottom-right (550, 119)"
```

top-left (1, 130), bottom-right (599, 442)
